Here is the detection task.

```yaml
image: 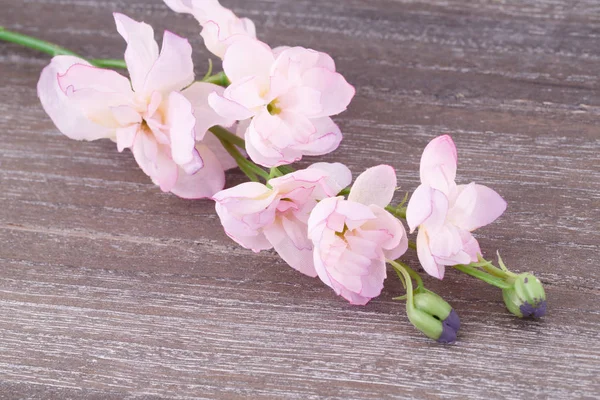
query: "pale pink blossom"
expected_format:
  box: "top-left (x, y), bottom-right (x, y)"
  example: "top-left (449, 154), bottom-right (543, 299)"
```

top-left (213, 163), bottom-right (352, 277)
top-left (37, 13), bottom-right (236, 198)
top-left (406, 135), bottom-right (507, 279)
top-left (208, 39), bottom-right (355, 167)
top-left (307, 165), bottom-right (408, 305)
top-left (163, 0), bottom-right (256, 58)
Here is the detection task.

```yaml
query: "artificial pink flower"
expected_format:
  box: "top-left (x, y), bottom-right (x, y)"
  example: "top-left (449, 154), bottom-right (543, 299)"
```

top-left (307, 165), bottom-right (408, 305)
top-left (213, 163), bottom-right (352, 277)
top-left (163, 0), bottom-right (256, 58)
top-left (208, 39), bottom-right (355, 167)
top-left (406, 135), bottom-right (507, 279)
top-left (37, 13), bottom-right (236, 198)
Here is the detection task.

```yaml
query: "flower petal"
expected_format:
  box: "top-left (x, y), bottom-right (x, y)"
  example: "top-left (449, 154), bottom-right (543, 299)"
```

top-left (115, 124), bottom-right (139, 152)
top-left (450, 183), bottom-right (507, 231)
top-left (291, 117), bottom-right (342, 156)
top-left (37, 56), bottom-right (112, 141)
top-left (417, 228), bottom-right (445, 279)
top-left (348, 164), bottom-right (396, 208)
top-left (143, 30), bottom-right (195, 94)
top-left (166, 91), bottom-right (197, 167)
top-left (208, 91), bottom-right (255, 121)
top-left (263, 218), bottom-right (317, 277)
top-left (308, 162), bottom-right (353, 191)
top-left (170, 144), bottom-right (226, 199)
top-left (301, 67), bottom-right (355, 118)
top-left (57, 63), bottom-right (134, 129)
top-left (222, 38), bottom-right (274, 85)
top-left (113, 13), bottom-right (159, 93)
top-left (406, 183), bottom-right (433, 233)
top-left (420, 135), bottom-right (457, 194)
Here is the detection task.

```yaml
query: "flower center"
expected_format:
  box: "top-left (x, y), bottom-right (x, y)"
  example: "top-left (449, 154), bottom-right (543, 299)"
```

top-left (335, 224), bottom-right (349, 239)
top-left (267, 99), bottom-right (282, 115)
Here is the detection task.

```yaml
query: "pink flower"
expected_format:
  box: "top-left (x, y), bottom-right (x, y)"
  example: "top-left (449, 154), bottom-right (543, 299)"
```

top-left (307, 165), bottom-right (408, 305)
top-left (163, 0), bottom-right (256, 58)
top-left (406, 135), bottom-right (507, 279)
top-left (208, 39), bottom-right (356, 167)
top-left (213, 163), bottom-right (352, 277)
top-left (37, 13), bottom-right (236, 198)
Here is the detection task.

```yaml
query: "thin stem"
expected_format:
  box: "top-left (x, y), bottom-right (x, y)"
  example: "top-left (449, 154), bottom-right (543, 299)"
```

top-left (209, 125), bottom-right (246, 149)
top-left (395, 260), bottom-right (424, 292)
top-left (385, 205), bottom-right (407, 219)
top-left (389, 260), bottom-right (415, 307)
top-left (0, 26), bottom-right (81, 57)
top-left (0, 27), bottom-right (129, 69)
top-left (453, 264), bottom-right (511, 289)
top-left (89, 58), bottom-right (127, 69)
top-left (202, 59), bottom-right (214, 81)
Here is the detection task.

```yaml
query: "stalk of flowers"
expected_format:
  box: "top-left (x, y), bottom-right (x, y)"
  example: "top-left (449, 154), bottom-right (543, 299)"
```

top-left (0, 0), bottom-right (549, 343)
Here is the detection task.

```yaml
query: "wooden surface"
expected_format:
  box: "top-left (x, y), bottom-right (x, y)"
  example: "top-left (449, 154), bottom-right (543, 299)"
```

top-left (1, 0), bottom-right (599, 398)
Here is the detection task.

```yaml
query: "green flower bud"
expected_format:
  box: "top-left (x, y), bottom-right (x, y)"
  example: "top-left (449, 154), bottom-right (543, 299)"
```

top-left (407, 292), bottom-right (460, 344)
top-left (502, 272), bottom-right (546, 318)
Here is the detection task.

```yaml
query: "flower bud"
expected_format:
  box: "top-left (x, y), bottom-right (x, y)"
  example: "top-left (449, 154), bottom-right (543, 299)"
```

top-left (407, 292), bottom-right (460, 344)
top-left (502, 273), bottom-right (546, 318)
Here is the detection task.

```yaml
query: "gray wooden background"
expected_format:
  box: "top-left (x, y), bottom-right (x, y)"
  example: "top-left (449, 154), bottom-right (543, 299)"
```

top-left (1, 0), bottom-right (599, 398)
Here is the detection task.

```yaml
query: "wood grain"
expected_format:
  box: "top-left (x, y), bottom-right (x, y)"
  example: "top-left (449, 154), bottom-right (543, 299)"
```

top-left (1, 0), bottom-right (599, 398)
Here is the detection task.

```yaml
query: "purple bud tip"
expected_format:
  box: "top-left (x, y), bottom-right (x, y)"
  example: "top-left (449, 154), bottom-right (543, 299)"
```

top-left (443, 309), bottom-right (460, 331)
top-left (520, 300), bottom-right (547, 318)
top-left (437, 323), bottom-right (457, 344)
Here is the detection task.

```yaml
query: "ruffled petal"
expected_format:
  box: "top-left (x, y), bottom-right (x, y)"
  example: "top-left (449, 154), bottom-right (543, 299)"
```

top-left (170, 144), bottom-right (226, 199)
top-left (308, 162), bottom-right (353, 192)
top-left (263, 219), bottom-right (317, 277)
top-left (290, 117), bottom-right (342, 156)
top-left (37, 56), bottom-right (113, 141)
top-left (348, 164), bottom-right (397, 208)
top-left (57, 63), bottom-right (134, 129)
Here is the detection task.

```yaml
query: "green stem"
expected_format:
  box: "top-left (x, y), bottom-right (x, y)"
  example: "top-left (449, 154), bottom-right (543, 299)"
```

top-left (385, 205), bottom-right (407, 219)
top-left (202, 71), bottom-right (230, 87)
top-left (209, 126), bottom-right (270, 181)
top-left (453, 264), bottom-right (511, 289)
top-left (394, 260), bottom-right (424, 292)
top-left (216, 138), bottom-right (259, 182)
top-left (277, 165), bottom-right (295, 175)
top-left (0, 26), bottom-right (81, 57)
top-left (209, 125), bottom-right (246, 149)
top-left (89, 58), bottom-right (127, 69)
top-left (0, 26), bottom-right (129, 69)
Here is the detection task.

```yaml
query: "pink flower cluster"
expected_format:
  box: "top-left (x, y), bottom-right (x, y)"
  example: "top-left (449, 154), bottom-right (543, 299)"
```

top-left (38, 3), bottom-right (354, 197)
top-left (36, 1), bottom-right (508, 306)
